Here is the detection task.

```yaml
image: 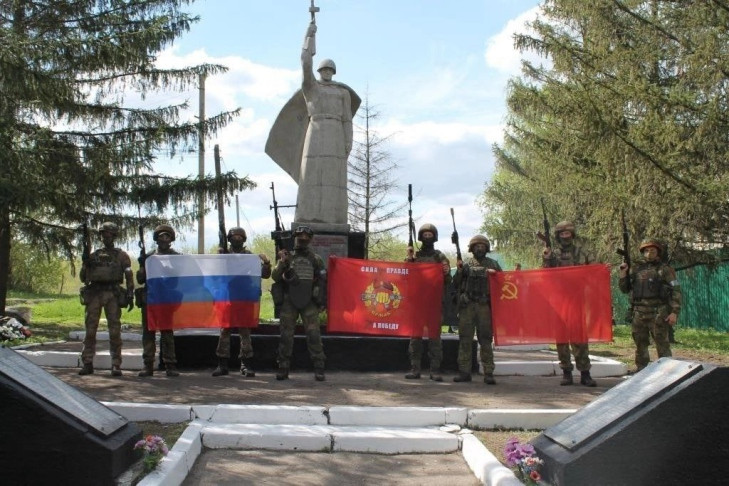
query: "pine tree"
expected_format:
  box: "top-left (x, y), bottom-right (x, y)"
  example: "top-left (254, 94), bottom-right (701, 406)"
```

top-left (0, 0), bottom-right (253, 313)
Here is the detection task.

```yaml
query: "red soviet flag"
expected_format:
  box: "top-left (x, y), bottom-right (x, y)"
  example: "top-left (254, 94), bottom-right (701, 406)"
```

top-left (327, 256), bottom-right (443, 338)
top-left (489, 264), bottom-right (613, 346)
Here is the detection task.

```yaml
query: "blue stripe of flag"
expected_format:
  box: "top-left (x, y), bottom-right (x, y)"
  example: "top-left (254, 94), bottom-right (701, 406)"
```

top-left (147, 275), bottom-right (261, 305)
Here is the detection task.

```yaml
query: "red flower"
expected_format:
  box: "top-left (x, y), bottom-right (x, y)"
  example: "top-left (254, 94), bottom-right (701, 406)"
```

top-left (530, 470), bottom-right (541, 481)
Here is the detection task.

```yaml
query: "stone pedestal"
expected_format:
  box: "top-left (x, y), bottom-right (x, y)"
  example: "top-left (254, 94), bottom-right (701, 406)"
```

top-left (291, 222), bottom-right (365, 267)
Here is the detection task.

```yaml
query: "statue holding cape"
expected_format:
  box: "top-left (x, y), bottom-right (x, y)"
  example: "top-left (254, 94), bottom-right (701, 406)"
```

top-left (265, 18), bottom-right (361, 227)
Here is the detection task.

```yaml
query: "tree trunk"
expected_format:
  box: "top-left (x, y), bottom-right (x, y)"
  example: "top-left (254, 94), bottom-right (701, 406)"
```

top-left (0, 207), bottom-right (11, 314)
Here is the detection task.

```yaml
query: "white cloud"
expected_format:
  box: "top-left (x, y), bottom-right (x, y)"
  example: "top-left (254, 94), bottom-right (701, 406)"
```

top-left (484, 6), bottom-right (541, 75)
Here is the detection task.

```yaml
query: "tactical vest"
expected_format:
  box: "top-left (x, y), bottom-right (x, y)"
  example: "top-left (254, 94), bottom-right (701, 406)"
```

top-left (85, 248), bottom-right (124, 283)
top-left (287, 250), bottom-right (322, 310)
top-left (632, 262), bottom-right (671, 302)
top-left (462, 257), bottom-right (497, 303)
top-left (552, 244), bottom-right (589, 267)
top-left (414, 248), bottom-right (444, 263)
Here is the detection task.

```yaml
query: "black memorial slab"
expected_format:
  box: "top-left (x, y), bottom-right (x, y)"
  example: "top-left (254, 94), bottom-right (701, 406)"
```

top-left (0, 346), bottom-right (142, 485)
top-left (532, 358), bottom-right (729, 486)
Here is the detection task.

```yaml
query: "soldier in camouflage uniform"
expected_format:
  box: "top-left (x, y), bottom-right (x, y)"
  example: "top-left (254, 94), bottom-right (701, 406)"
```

top-left (542, 220), bottom-right (597, 387)
top-left (79, 222), bottom-right (134, 376)
top-left (136, 225), bottom-right (181, 378)
top-left (271, 225), bottom-right (326, 381)
top-left (619, 239), bottom-right (681, 372)
top-left (404, 224), bottom-right (451, 382)
top-left (453, 235), bottom-right (501, 384)
top-left (211, 227), bottom-right (272, 377)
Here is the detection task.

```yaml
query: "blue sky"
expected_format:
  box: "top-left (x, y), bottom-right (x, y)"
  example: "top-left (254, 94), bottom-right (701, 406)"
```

top-left (147, 0), bottom-right (543, 252)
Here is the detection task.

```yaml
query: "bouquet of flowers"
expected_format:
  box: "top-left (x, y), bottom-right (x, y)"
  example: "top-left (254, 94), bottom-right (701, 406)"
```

top-left (503, 437), bottom-right (544, 485)
top-left (0, 317), bottom-right (32, 342)
top-left (134, 435), bottom-right (169, 472)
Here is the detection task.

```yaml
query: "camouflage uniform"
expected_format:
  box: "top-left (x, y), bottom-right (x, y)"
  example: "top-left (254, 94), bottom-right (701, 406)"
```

top-left (619, 249), bottom-right (681, 371)
top-left (137, 246), bottom-right (180, 375)
top-left (214, 245), bottom-right (272, 374)
top-left (542, 226), bottom-right (595, 382)
top-left (272, 236), bottom-right (326, 380)
top-left (405, 247), bottom-right (451, 380)
top-left (453, 249), bottom-right (502, 381)
top-left (79, 225), bottom-right (133, 376)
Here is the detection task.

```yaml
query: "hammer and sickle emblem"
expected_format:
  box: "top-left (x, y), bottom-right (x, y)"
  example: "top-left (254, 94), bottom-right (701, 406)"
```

top-left (501, 281), bottom-right (518, 300)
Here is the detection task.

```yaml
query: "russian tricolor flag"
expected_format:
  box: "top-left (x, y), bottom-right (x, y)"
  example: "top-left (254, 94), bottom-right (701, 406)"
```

top-left (146, 254), bottom-right (262, 331)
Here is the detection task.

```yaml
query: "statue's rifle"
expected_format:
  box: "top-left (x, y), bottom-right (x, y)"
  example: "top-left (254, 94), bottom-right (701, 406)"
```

top-left (306, 0), bottom-right (319, 55)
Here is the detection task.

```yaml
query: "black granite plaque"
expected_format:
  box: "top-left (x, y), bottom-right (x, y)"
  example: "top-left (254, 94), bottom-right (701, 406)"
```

top-left (0, 346), bottom-right (141, 485)
top-left (544, 359), bottom-right (703, 450)
top-left (0, 347), bottom-right (126, 435)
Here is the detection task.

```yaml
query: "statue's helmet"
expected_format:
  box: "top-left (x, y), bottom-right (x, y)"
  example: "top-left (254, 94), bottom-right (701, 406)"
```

top-left (293, 225), bottom-right (314, 237)
top-left (417, 223), bottom-right (438, 243)
top-left (554, 220), bottom-right (576, 239)
top-left (98, 222), bottom-right (119, 236)
top-left (468, 235), bottom-right (491, 253)
top-left (639, 239), bottom-right (662, 255)
top-left (317, 58), bottom-right (337, 74)
top-left (153, 224), bottom-right (176, 242)
top-left (227, 226), bottom-right (247, 242)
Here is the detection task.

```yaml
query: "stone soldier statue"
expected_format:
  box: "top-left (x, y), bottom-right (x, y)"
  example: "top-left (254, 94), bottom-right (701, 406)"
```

top-left (542, 220), bottom-right (597, 387)
top-left (271, 225), bottom-right (326, 381)
top-left (619, 239), bottom-right (682, 372)
top-left (453, 235), bottom-right (501, 384)
top-left (211, 227), bottom-right (272, 377)
top-left (265, 8), bottom-right (360, 226)
top-left (136, 224), bottom-right (181, 378)
top-left (79, 222), bottom-right (134, 376)
top-left (404, 223), bottom-right (451, 382)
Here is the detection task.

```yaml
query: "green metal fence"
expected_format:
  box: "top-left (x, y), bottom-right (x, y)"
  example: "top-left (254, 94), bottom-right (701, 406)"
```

top-left (612, 261), bottom-right (729, 332)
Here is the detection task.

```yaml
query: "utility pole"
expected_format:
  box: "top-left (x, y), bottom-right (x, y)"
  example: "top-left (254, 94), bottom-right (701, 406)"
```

top-left (197, 73), bottom-right (206, 254)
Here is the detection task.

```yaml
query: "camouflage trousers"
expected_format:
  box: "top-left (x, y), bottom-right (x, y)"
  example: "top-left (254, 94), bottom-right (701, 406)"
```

top-left (408, 335), bottom-right (442, 372)
top-left (216, 327), bottom-right (253, 359)
top-left (456, 301), bottom-right (495, 374)
top-left (556, 342), bottom-right (591, 372)
top-left (277, 300), bottom-right (325, 370)
top-left (632, 304), bottom-right (672, 371)
top-left (82, 288), bottom-right (123, 367)
top-left (141, 310), bottom-right (176, 366)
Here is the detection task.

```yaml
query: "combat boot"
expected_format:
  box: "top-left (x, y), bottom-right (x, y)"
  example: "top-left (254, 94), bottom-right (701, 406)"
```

top-left (111, 365), bottom-right (122, 377)
top-left (165, 364), bottom-right (179, 377)
top-left (484, 374), bottom-right (496, 385)
top-left (314, 367), bottom-right (326, 382)
top-left (276, 367), bottom-right (289, 381)
top-left (78, 363), bottom-right (94, 376)
top-left (211, 358), bottom-right (229, 377)
top-left (453, 372), bottom-right (472, 382)
top-left (429, 372), bottom-right (443, 382)
top-left (580, 371), bottom-right (597, 387)
top-left (138, 364), bottom-right (154, 377)
top-left (560, 370), bottom-right (574, 386)
top-left (405, 367), bottom-right (421, 379)
top-left (240, 360), bottom-right (256, 377)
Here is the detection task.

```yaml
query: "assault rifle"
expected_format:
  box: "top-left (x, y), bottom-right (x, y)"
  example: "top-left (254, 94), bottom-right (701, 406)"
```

top-left (269, 182), bottom-right (293, 258)
top-left (450, 208), bottom-right (462, 263)
top-left (407, 184), bottom-right (416, 249)
top-left (138, 223), bottom-right (147, 267)
top-left (81, 221), bottom-right (91, 264)
top-left (214, 145), bottom-right (228, 253)
top-left (616, 209), bottom-right (631, 291)
top-left (536, 197), bottom-right (552, 249)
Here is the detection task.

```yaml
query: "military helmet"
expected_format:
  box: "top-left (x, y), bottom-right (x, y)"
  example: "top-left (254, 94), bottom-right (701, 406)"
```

top-left (227, 226), bottom-right (247, 241)
top-left (554, 220), bottom-right (576, 239)
top-left (417, 223), bottom-right (438, 242)
top-left (639, 239), bottom-right (662, 255)
top-left (317, 58), bottom-right (337, 74)
top-left (153, 224), bottom-right (175, 242)
top-left (293, 225), bottom-right (314, 237)
top-left (98, 222), bottom-right (119, 236)
top-left (468, 235), bottom-right (491, 253)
